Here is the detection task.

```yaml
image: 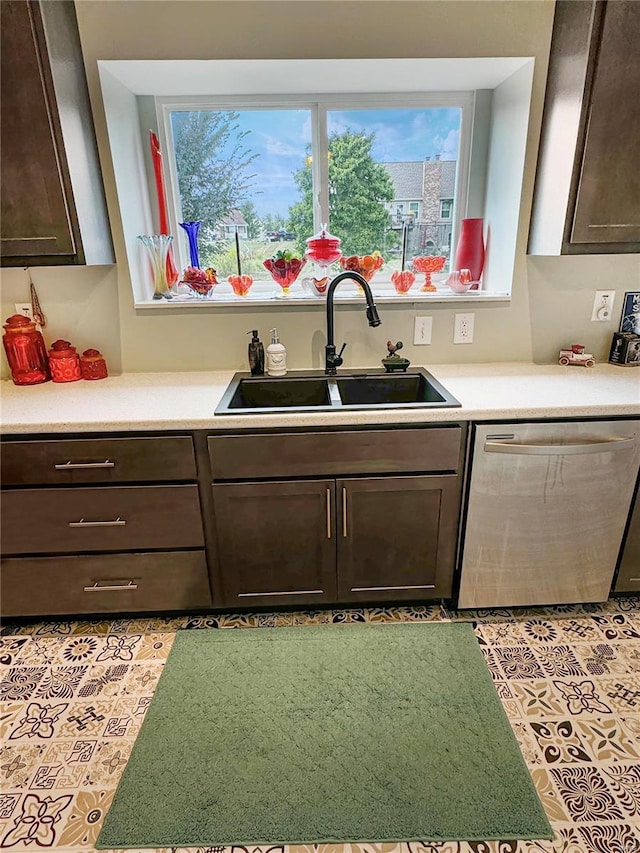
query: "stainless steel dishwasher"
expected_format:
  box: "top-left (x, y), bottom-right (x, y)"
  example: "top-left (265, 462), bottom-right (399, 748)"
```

top-left (458, 420), bottom-right (640, 608)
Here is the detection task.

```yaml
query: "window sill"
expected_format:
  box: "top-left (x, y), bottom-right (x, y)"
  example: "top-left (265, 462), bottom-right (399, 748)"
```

top-left (133, 283), bottom-right (510, 310)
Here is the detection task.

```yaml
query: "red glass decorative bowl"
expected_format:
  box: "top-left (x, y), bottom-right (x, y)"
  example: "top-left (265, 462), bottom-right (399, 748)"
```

top-left (182, 266), bottom-right (217, 298)
top-left (263, 256), bottom-right (306, 292)
top-left (228, 274), bottom-right (254, 297)
top-left (391, 271), bottom-right (416, 294)
top-left (339, 253), bottom-right (384, 283)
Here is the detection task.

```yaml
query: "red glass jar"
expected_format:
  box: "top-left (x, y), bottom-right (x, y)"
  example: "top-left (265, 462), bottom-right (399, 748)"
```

top-left (80, 348), bottom-right (108, 380)
top-left (305, 225), bottom-right (342, 267)
top-left (2, 314), bottom-right (51, 385)
top-left (48, 339), bottom-right (82, 382)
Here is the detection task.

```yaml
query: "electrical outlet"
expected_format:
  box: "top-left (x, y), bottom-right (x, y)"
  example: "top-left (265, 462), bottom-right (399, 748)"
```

top-left (591, 290), bottom-right (616, 322)
top-left (14, 303), bottom-right (34, 320)
top-left (413, 316), bottom-right (432, 345)
top-left (454, 313), bottom-right (474, 344)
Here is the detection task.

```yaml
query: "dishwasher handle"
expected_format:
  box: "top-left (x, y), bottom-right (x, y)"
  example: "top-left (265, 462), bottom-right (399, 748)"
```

top-left (484, 435), bottom-right (637, 456)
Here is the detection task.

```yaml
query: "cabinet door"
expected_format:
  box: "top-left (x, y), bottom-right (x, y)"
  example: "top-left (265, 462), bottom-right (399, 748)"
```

top-left (337, 475), bottom-right (459, 602)
top-left (571, 1), bottom-right (640, 245)
top-left (0, 1), bottom-right (76, 262)
top-left (212, 480), bottom-right (337, 607)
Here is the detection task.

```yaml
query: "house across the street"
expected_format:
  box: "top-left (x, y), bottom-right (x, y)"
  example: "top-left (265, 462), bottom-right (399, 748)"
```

top-left (383, 156), bottom-right (456, 260)
top-left (217, 209), bottom-right (249, 240)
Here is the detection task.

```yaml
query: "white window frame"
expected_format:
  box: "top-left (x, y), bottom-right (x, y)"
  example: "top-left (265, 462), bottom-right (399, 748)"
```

top-left (155, 92), bottom-right (473, 290)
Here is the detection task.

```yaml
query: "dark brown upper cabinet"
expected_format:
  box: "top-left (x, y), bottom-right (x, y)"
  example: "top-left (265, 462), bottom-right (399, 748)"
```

top-left (0, 1), bottom-right (113, 267)
top-left (528, 0), bottom-right (640, 255)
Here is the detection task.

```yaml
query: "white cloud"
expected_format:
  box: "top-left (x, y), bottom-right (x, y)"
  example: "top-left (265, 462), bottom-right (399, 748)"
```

top-left (433, 129), bottom-right (459, 160)
top-left (265, 137), bottom-right (301, 157)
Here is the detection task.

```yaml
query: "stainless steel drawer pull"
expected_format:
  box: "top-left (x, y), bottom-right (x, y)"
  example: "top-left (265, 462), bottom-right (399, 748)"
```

top-left (484, 437), bottom-right (636, 456)
top-left (55, 460), bottom-right (115, 469)
top-left (69, 517), bottom-right (127, 528)
top-left (238, 590), bottom-right (323, 597)
top-left (342, 487), bottom-right (348, 537)
top-left (351, 584), bottom-right (436, 592)
top-left (629, 577), bottom-right (640, 583)
top-left (326, 488), bottom-right (332, 539)
top-left (83, 580), bottom-right (138, 592)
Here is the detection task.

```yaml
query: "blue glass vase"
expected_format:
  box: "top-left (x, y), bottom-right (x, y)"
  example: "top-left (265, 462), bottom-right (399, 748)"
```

top-left (180, 221), bottom-right (201, 269)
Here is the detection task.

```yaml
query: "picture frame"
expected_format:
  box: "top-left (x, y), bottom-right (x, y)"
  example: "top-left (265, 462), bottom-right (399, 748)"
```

top-left (619, 291), bottom-right (640, 334)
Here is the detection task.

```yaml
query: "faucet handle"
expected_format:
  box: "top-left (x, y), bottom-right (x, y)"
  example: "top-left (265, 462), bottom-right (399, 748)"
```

top-left (334, 342), bottom-right (347, 368)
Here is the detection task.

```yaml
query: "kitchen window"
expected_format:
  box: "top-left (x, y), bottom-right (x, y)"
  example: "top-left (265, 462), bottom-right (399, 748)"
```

top-left (156, 94), bottom-right (472, 295)
top-left (97, 57), bottom-right (534, 307)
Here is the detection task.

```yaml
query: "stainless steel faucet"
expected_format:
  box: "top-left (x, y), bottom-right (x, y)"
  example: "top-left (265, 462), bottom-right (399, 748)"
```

top-left (325, 271), bottom-right (381, 375)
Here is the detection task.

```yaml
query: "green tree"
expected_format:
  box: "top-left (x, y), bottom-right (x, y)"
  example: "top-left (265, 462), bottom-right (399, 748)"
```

top-left (261, 212), bottom-right (286, 236)
top-left (288, 130), bottom-right (395, 257)
top-left (171, 111), bottom-right (258, 241)
top-left (239, 201), bottom-right (261, 239)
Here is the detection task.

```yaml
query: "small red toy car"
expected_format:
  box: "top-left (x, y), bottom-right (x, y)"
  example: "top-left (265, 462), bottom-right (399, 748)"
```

top-left (559, 344), bottom-right (595, 367)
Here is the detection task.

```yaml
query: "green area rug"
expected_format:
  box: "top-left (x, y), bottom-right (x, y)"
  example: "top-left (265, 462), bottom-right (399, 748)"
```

top-left (97, 622), bottom-right (552, 848)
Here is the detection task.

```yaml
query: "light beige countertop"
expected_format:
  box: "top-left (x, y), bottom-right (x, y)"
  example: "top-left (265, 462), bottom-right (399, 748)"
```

top-left (1, 363), bottom-right (638, 434)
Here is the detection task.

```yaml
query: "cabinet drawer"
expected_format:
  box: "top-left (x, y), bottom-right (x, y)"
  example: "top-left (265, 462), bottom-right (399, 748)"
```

top-left (1, 436), bottom-right (197, 485)
top-left (1, 485), bottom-right (204, 555)
top-left (209, 427), bottom-right (462, 480)
top-left (0, 551), bottom-right (212, 617)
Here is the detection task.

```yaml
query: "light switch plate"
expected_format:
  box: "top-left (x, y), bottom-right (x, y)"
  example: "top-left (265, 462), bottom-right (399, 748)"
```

top-left (414, 316), bottom-right (432, 345)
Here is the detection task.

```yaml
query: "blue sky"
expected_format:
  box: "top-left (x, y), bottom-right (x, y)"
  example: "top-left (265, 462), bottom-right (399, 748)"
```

top-left (183, 107), bottom-right (461, 219)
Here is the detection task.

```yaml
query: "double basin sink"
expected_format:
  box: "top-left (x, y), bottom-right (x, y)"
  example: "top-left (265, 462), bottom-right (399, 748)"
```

top-left (215, 367), bottom-right (461, 415)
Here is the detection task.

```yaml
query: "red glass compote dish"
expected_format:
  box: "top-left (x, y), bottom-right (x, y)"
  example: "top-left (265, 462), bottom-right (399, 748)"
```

top-left (412, 256), bottom-right (446, 292)
top-left (263, 251), bottom-right (307, 295)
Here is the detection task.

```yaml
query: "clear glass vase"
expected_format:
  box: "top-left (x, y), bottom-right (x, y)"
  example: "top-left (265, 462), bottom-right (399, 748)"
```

top-left (138, 235), bottom-right (174, 300)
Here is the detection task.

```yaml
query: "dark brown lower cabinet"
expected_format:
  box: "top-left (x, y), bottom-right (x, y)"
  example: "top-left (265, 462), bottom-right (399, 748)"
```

top-left (212, 475), bottom-right (459, 607)
top-left (1, 425), bottom-right (463, 617)
top-left (0, 432), bottom-right (208, 619)
top-left (212, 480), bottom-right (338, 607)
top-left (337, 475), bottom-right (458, 602)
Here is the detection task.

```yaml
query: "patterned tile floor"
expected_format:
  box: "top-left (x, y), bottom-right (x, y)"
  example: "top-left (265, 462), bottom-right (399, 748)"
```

top-left (1, 597), bottom-right (639, 853)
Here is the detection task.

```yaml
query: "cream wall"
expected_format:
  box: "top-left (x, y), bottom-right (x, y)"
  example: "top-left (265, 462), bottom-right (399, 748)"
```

top-left (3, 1), bottom-right (638, 379)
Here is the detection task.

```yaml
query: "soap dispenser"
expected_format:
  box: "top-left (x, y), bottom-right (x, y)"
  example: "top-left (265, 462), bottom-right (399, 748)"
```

top-left (266, 328), bottom-right (287, 377)
top-left (247, 329), bottom-right (265, 376)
